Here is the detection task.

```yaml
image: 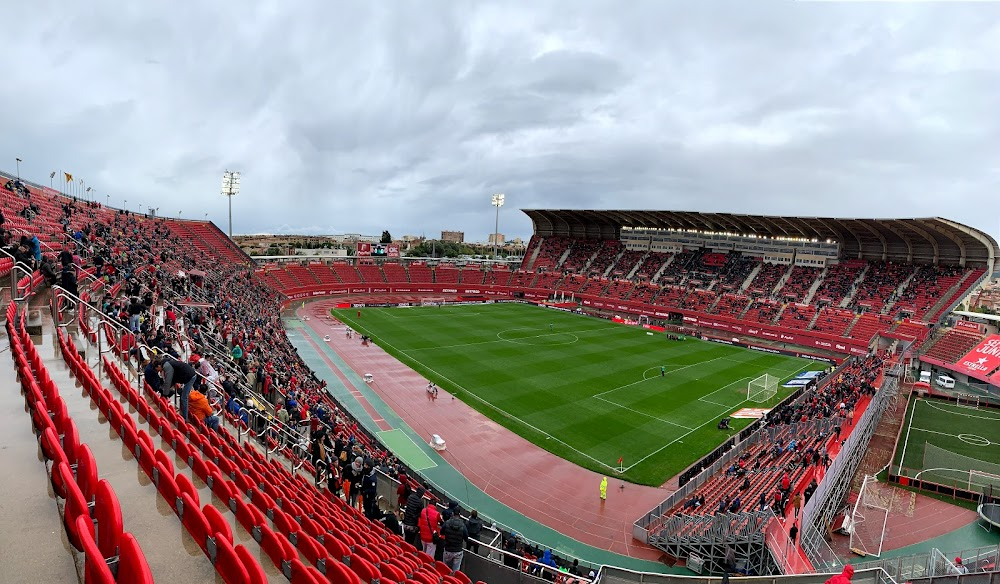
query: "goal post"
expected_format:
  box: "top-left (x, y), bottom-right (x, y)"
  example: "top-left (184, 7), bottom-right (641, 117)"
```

top-left (956, 393), bottom-right (981, 409)
top-left (849, 475), bottom-right (890, 558)
top-left (747, 374), bottom-right (779, 403)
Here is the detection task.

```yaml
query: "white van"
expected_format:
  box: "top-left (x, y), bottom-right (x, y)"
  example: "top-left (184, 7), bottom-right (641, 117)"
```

top-left (936, 374), bottom-right (956, 389)
top-left (919, 371), bottom-right (931, 384)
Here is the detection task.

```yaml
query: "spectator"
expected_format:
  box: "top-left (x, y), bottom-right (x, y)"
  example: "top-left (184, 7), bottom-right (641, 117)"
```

top-left (396, 474), bottom-right (411, 511)
top-left (465, 509), bottom-right (483, 554)
top-left (402, 487), bottom-right (425, 545)
top-left (188, 389), bottom-right (220, 430)
top-left (441, 510), bottom-right (468, 572)
top-left (824, 564), bottom-right (854, 584)
top-left (418, 501), bottom-right (441, 557)
top-left (158, 356), bottom-right (198, 420)
top-left (502, 536), bottom-right (521, 569)
top-left (955, 558), bottom-right (968, 574)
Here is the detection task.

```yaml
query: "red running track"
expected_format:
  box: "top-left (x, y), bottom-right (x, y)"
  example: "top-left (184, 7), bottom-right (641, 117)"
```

top-left (297, 300), bottom-right (670, 560)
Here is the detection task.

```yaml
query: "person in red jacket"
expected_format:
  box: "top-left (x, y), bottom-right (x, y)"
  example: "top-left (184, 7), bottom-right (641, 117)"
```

top-left (188, 389), bottom-right (219, 430)
top-left (418, 503), bottom-right (441, 558)
top-left (825, 564), bottom-right (854, 584)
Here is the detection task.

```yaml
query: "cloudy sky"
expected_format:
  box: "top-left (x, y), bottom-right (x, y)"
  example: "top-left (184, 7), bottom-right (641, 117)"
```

top-left (2, 1), bottom-right (1000, 242)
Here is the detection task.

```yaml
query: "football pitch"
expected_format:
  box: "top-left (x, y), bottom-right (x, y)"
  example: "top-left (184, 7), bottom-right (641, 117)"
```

top-left (894, 397), bottom-right (1000, 491)
top-left (332, 303), bottom-right (826, 486)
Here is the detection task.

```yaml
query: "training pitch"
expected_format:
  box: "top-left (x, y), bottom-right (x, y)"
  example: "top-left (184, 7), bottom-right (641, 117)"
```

top-left (895, 397), bottom-right (1000, 491)
top-left (332, 303), bottom-right (826, 485)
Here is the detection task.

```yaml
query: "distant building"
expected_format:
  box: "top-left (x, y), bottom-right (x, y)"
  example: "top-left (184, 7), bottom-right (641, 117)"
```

top-left (488, 233), bottom-right (505, 245)
top-left (441, 230), bottom-right (464, 243)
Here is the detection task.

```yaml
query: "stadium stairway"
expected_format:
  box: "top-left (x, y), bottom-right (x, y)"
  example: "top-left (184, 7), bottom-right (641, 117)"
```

top-left (0, 306), bottom-right (80, 582)
top-left (32, 309), bottom-right (226, 582)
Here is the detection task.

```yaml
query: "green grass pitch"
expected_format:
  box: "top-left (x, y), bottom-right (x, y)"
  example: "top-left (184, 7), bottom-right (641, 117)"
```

top-left (332, 303), bottom-right (827, 486)
top-left (894, 397), bottom-right (1000, 489)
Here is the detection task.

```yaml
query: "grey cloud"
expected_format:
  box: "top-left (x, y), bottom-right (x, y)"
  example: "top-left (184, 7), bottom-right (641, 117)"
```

top-left (3, 1), bottom-right (1000, 242)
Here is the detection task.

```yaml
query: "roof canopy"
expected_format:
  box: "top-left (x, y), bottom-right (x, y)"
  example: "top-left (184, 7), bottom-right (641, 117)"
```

top-left (522, 209), bottom-right (999, 268)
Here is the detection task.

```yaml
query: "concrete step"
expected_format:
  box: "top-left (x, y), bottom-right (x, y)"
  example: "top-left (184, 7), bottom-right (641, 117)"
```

top-left (0, 328), bottom-right (81, 583)
top-left (33, 321), bottom-right (223, 583)
top-left (70, 328), bottom-right (288, 583)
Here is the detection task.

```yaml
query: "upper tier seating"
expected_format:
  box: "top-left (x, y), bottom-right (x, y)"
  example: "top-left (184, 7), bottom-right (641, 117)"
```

top-left (814, 262), bottom-right (863, 306)
top-left (560, 239), bottom-right (603, 273)
top-left (777, 267), bottom-right (820, 302)
top-left (609, 250), bottom-right (646, 278)
top-left (635, 252), bottom-right (673, 281)
top-left (849, 262), bottom-right (912, 313)
top-left (584, 240), bottom-right (624, 277)
top-left (532, 237), bottom-right (572, 271)
top-left (746, 262), bottom-right (786, 297)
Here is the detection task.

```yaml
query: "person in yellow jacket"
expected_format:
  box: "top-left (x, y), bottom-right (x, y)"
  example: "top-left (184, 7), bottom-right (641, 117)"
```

top-left (600, 477), bottom-right (608, 500)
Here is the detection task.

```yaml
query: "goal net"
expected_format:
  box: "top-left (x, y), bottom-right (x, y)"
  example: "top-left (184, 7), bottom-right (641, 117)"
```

top-left (420, 298), bottom-right (445, 307)
top-left (747, 374), bottom-right (779, 403)
top-left (956, 393), bottom-right (980, 409)
top-left (921, 444), bottom-right (1000, 491)
top-left (849, 475), bottom-right (890, 558)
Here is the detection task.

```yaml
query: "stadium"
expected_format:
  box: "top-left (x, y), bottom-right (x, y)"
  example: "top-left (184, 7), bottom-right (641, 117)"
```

top-left (3, 161), bottom-right (1000, 584)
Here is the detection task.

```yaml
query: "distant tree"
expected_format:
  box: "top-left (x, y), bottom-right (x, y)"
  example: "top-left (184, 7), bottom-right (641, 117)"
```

top-left (381, 230), bottom-right (393, 244)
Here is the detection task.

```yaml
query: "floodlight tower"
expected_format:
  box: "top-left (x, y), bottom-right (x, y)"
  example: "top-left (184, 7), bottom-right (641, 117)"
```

top-left (221, 170), bottom-right (241, 237)
top-left (491, 193), bottom-right (505, 260)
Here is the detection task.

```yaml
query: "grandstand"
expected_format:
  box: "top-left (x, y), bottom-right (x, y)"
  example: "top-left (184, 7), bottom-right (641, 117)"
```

top-left (2, 172), bottom-right (999, 584)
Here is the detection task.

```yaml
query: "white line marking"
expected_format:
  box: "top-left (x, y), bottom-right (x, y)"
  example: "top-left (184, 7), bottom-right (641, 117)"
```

top-left (592, 395), bottom-right (694, 430)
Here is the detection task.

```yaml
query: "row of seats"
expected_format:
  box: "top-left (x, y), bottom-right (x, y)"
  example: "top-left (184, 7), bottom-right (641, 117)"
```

top-left (91, 342), bottom-right (479, 584)
top-left (6, 301), bottom-right (154, 583)
top-left (922, 329), bottom-right (986, 364)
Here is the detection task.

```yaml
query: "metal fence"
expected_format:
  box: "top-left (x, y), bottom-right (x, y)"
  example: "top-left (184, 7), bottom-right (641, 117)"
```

top-left (857, 544), bottom-right (1000, 581)
top-left (594, 565), bottom-right (897, 584)
top-left (799, 363), bottom-right (901, 571)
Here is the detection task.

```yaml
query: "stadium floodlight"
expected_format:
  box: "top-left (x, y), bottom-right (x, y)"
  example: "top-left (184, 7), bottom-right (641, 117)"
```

top-left (491, 193), bottom-right (505, 260)
top-left (221, 170), bottom-right (241, 237)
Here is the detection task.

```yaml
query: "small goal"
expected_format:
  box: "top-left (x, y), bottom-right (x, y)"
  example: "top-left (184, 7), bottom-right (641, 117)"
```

top-left (957, 393), bottom-right (981, 409)
top-left (747, 374), bottom-right (779, 403)
top-left (420, 298), bottom-right (446, 307)
top-left (849, 475), bottom-right (891, 557)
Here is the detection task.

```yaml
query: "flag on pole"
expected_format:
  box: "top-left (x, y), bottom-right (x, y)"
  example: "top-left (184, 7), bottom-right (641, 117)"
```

top-left (64, 172), bottom-right (73, 182)
top-left (617, 456), bottom-right (623, 465)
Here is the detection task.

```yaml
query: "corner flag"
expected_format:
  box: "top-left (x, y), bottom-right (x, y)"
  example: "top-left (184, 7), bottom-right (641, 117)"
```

top-left (617, 456), bottom-right (623, 465)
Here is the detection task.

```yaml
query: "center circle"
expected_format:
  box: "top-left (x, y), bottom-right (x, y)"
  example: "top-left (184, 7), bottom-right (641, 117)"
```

top-left (958, 434), bottom-right (992, 447)
top-left (497, 328), bottom-right (580, 346)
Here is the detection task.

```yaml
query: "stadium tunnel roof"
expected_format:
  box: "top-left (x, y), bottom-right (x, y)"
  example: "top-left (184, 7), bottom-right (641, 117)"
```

top-left (522, 209), bottom-right (999, 270)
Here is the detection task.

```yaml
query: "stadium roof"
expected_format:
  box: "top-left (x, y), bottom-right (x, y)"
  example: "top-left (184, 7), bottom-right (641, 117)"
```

top-left (522, 209), bottom-right (999, 269)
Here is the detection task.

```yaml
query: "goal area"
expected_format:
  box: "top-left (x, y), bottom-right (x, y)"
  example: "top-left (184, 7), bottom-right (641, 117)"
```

top-left (747, 374), bottom-right (779, 403)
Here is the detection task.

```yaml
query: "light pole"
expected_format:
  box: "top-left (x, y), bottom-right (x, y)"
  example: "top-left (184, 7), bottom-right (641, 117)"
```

top-left (221, 170), bottom-right (241, 238)
top-left (491, 193), bottom-right (505, 260)
top-left (15, 157), bottom-right (21, 180)
top-left (124, 199), bottom-right (128, 212)
top-left (106, 193), bottom-right (110, 207)
top-left (49, 171), bottom-right (55, 188)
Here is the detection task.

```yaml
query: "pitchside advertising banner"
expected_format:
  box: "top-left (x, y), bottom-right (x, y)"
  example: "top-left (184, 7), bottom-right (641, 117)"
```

top-left (953, 334), bottom-right (1000, 378)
